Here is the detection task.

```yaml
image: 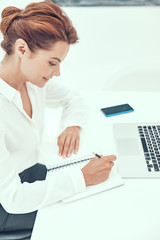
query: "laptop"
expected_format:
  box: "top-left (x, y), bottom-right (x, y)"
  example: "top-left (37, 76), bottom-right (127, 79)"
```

top-left (113, 122), bottom-right (160, 178)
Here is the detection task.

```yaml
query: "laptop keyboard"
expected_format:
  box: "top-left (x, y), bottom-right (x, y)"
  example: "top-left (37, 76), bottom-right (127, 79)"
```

top-left (138, 125), bottom-right (160, 172)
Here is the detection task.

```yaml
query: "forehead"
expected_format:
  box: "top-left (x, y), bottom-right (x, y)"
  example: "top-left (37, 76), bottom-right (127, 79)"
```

top-left (35, 41), bottom-right (70, 61)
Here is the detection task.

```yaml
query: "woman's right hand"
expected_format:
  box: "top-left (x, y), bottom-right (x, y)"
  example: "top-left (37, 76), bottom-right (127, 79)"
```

top-left (81, 155), bottom-right (116, 186)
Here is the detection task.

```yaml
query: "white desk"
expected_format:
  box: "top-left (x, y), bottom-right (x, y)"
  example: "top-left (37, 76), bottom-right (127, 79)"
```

top-left (31, 91), bottom-right (160, 240)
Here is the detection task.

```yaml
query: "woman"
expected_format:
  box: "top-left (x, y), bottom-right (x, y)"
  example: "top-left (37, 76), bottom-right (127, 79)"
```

top-left (0, 0), bottom-right (116, 233)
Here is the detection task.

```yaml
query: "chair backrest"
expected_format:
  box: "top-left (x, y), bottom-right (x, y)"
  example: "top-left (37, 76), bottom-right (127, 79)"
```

top-left (0, 230), bottom-right (32, 240)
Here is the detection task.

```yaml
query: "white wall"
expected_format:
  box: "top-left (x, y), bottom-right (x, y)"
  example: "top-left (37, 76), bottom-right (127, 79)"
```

top-left (62, 7), bottom-right (160, 91)
top-left (1, 1), bottom-right (160, 91)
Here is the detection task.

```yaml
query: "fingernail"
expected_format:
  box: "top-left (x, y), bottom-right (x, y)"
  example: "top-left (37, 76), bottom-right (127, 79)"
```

top-left (63, 155), bottom-right (66, 158)
top-left (68, 154), bottom-right (70, 157)
top-left (59, 153), bottom-right (61, 156)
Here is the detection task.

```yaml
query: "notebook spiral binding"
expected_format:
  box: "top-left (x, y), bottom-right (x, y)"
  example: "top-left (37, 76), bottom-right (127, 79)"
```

top-left (47, 154), bottom-right (94, 172)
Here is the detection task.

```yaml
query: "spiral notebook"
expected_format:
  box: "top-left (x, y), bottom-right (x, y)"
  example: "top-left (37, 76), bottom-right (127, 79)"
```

top-left (47, 153), bottom-right (94, 172)
top-left (46, 152), bottom-right (124, 203)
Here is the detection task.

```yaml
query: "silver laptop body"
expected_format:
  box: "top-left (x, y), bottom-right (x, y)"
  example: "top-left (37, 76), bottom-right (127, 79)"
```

top-left (113, 122), bottom-right (160, 178)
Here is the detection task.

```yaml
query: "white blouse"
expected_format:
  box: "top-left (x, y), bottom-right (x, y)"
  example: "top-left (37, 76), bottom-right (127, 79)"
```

top-left (0, 78), bottom-right (86, 214)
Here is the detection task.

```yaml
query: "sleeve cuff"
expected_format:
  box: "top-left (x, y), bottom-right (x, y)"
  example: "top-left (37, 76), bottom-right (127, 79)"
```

top-left (43, 167), bottom-right (86, 206)
top-left (66, 167), bottom-right (86, 193)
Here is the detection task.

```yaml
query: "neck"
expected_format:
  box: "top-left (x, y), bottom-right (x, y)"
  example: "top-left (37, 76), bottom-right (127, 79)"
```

top-left (0, 54), bottom-right (27, 92)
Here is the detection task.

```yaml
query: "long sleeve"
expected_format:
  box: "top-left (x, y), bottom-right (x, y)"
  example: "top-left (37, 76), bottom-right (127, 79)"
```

top-left (45, 80), bottom-right (88, 132)
top-left (0, 78), bottom-right (87, 214)
top-left (0, 128), bottom-right (86, 214)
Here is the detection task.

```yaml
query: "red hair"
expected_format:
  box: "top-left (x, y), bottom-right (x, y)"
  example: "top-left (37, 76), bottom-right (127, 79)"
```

top-left (0, 1), bottom-right (78, 55)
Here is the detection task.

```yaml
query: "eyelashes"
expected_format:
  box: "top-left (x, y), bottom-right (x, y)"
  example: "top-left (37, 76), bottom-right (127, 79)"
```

top-left (49, 61), bottom-right (56, 66)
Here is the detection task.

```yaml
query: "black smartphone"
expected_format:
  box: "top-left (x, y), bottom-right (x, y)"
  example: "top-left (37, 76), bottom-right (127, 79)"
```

top-left (101, 104), bottom-right (134, 117)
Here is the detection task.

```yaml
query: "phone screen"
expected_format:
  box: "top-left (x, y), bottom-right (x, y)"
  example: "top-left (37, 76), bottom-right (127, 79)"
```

top-left (101, 104), bottom-right (134, 117)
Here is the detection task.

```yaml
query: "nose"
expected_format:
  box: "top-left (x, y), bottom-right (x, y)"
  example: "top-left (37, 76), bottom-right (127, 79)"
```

top-left (51, 65), bottom-right (60, 77)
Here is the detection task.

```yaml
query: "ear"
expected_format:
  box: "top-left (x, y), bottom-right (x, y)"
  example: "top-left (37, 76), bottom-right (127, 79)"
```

top-left (14, 38), bottom-right (30, 58)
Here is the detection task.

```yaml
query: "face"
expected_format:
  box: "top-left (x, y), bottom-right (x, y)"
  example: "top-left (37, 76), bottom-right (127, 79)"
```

top-left (18, 41), bottom-right (70, 87)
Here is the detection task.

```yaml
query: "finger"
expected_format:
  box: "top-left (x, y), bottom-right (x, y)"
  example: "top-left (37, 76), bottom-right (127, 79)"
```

top-left (109, 161), bottom-right (114, 168)
top-left (105, 162), bottom-right (112, 169)
top-left (106, 169), bottom-right (112, 179)
top-left (103, 161), bottom-right (114, 171)
top-left (105, 165), bottom-right (113, 175)
top-left (57, 135), bottom-right (66, 156)
top-left (74, 136), bottom-right (80, 154)
top-left (103, 155), bottom-right (117, 162)
top-left (67, 137), bottom-right (76, 157)
top-left (62, 136), bottom-right (71, 158)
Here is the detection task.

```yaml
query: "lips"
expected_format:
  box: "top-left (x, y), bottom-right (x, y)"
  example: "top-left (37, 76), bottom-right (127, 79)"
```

top-left (43, 77), bottom-right (49, 81)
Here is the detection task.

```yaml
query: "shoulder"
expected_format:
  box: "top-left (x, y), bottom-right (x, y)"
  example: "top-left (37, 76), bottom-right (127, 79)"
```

top-left (0, 93), bottom-right (7, 111)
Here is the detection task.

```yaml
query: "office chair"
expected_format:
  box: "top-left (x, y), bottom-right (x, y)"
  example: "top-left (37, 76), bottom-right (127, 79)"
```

top-left (0, 229), bottom-right (32, 240)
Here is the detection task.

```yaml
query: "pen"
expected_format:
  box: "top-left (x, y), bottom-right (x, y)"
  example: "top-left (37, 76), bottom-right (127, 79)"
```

top-left (92, 152), bottom-right (103, 158)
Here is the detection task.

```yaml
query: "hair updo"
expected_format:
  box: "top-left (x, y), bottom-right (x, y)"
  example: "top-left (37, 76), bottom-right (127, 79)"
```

top-left (0, 1), bottom-right (78, 55)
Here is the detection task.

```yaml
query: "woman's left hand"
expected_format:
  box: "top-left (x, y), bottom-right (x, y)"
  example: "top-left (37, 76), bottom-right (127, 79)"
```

top-left (57, 126), bottom-right (81, 158)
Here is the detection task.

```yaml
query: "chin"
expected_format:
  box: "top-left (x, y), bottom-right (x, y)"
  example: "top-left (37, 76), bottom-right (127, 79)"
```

top-left (38, 83), bottom-right (47, 88)
top-left (36, 80), bottom-right (48, 88)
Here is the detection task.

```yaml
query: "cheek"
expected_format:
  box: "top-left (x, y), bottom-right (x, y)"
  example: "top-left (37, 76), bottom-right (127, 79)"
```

top-left (31, 60), bottom-right (49, 76)
top-left (22, 60), bottom-right (48, 79)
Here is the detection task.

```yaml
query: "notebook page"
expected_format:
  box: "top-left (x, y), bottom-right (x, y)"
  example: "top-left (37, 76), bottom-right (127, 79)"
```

top-left (63, 166), bottom-right (124, 203)
top-left (40, 144), bottom-right (124, 202)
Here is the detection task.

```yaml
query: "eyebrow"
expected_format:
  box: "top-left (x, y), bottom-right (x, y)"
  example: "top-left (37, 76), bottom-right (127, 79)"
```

top-left (51, 57), bottom-right (61, 63)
